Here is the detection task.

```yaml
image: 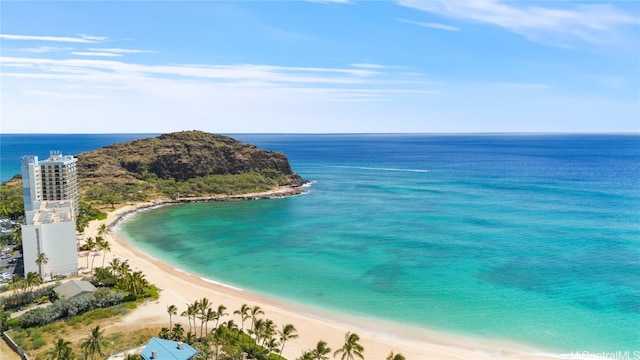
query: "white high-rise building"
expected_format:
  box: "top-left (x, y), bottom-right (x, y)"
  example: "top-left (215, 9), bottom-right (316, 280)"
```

top-left (21, 151), bottom-right (79, 215)
top-left (21, 151), bottom-right (79, 278)
top-left (20, 155), bottom-right (42, 212)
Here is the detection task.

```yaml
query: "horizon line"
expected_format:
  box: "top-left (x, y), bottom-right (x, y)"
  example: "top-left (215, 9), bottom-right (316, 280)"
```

top-left (1, 131), bottom-right (638, 136)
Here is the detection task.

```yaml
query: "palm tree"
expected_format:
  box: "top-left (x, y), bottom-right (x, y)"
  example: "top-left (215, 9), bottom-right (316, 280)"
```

top-left (97, 223), bottom-right (110, 239)
top-left (224, 319), bottom-right (238, 331)
top-left (85, 237), bottom-right (99, 271)
top-left (84, 237), bottom-right (96, 270)
top-left (108, 258), bottom-right (131, 279)
top-left (182, 302), bottom-right (198, 335)
top-left (184, 331), bottom-right (196, 345)
top-left (171, 323), bottom-right (185, 342)
top-left (333, 332), bottom-right (364, 360)
top-left (298, 352), bottom-right (315, 360)
top-left (158, 327), bottom-right (171, 340)
top-left (46, 338), bottom-right (76, 360)
top-left (96, 236), bottom-right (111, 268)
top-left (107, 257), bottom-right (121, 274)
top-left (80, 325), bottom-right (106, 360)
top-left (167, 304), bottom-right (178, 329)
top-left (120, 270), bottom-right (148, 296)
top-left (266, 337), bottom-right (280, 356)
top-left (278, 323), bottom-right (298, 356)
top-left (386, 352), bottom-right (406, 360)
top-left (35, 252), bottom-right (48, 278)
top-left (211, 326), bottom-right (225, 360)
top-left (181, 308), bottom-right (191, 335)
top-left (249, 305), bottom-right (264, 339)
top-left (234, 303), bottom-right (251, 354)
top-left (214, 304), bottom-right (228, 329)
top-left (9, 275), bottom-right (27, 298)
top-left (25, 271), bottom-right (43, 294)
top-left (197, 297), bottom-right (211, 337)
top-left (204, 307), bottom-right (216, 336)
top-left (234, 303), bottom-right (251, 335)
top-left (311, 340), bottom-right (331, 360)
top-left (253, 318), bottom-right (265, 343)
top-left (260, 319), bottom-right (276, 348)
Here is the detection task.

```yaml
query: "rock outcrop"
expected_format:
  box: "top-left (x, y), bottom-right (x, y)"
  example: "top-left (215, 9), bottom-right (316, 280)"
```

top-left (76, 131), bottom-right (305, 198)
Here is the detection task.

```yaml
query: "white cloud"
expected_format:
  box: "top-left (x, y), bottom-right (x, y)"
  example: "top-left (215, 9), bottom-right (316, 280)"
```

top-left (88, 48), bottom-right (152, 54)
top-left (78, 34), bottom-right (108, 42)
top-left (397, 0), bottom-right (639, 46)
top-left (350, 63), bottom-right (388, 69)
top-left (399, 19), bottom-right (460, 31)
top-left (0, 57), bottom-right (377, 84)
top-left (25, 89), bottom-right (106, 100)
top-left (0, 52), bottom-right (446, 133)
top-left (71, 52), bottom-right (123, 57)
top-left (17, 46), bottom-right (73, 53)
top-left (0, 34), bottom-right (106, 43)
top-left (0, 56), bottom-right (433, 101)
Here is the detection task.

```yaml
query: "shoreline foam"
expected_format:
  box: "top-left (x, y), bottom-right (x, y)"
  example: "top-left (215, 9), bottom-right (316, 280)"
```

top-left (81, 186), bottom-right (576, 359)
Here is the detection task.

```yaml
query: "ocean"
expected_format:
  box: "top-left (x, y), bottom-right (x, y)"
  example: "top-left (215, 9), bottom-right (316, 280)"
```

top-left (1, 133), bottom-right (639, 353)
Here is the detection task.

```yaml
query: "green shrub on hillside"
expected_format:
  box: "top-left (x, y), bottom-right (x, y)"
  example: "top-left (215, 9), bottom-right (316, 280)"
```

top-left (18, 289), bottom-right (124, 328)
top-left (0, 181), bottom-right (24, 219)
top-left (157, 172), bottom-right (281, 198)
top-left (76, 201), bottom-right (107, 232)
top-left (0, 284), bottom-right (57, 310)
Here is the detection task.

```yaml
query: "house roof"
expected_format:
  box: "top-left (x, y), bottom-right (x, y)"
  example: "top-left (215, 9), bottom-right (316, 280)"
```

top-left (53, 280), bottom-right (97, 299)
top-left (141, 338), bottom-right (197, 360)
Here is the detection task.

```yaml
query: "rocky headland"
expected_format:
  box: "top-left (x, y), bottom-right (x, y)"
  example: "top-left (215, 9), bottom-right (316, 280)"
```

top-left (75, 130), bottom-right (306, 205)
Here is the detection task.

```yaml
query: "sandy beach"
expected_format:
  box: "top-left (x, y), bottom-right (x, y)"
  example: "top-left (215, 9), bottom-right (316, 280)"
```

top-left (80, 187), bottom-right (567, 360)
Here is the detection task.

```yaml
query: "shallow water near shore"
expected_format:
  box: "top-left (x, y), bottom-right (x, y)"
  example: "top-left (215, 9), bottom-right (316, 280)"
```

top-left (118, 134), bottom-right (640, 353)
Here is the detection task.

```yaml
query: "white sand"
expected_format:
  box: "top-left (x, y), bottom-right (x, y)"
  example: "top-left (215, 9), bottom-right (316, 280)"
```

top-left (80, 190), bottom-right (568, 360)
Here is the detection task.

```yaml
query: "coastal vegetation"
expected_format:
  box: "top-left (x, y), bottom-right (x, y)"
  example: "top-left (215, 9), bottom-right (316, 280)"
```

top-left (0, 176), bottom-right (24, 220)
top-left (1, 258), bottom-right (161, 359)
top-left (75, 201), bottom-right (107, 233)
top-left (3, 294), bottom-right (408, 360)
top-left (5, 317), bottom-right (160, 360)
top-left (2, 268), bottom-right (406, 359)
top-left (0, 254), bottom-right (156, 331)
top-left (155, 299), bottom-right (394, 360)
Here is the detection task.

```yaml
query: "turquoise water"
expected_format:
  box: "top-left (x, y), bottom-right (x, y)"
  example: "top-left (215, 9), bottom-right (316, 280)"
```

top-left (106, 135), bottom-right (639, 352)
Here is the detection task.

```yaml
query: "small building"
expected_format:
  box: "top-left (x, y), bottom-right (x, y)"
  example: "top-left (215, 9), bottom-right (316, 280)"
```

top-left (54, 280), bottom-right (97, 299)
top-left (141, 338), bottom-right (197, 360)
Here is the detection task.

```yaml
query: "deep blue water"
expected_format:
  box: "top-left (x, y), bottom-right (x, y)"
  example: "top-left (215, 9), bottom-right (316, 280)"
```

top-left (0, 133), bottom-right (156, 182)
top-left (2, 133), bottom-right (639, 353)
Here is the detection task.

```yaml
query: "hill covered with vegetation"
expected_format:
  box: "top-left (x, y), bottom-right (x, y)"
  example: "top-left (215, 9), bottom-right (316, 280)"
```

top-left (76, 130), bottom-right (305, 206)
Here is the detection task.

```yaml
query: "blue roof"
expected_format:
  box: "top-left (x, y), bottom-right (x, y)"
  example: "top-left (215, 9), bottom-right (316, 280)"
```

top-left (140, 338), bottom-right (197, 360)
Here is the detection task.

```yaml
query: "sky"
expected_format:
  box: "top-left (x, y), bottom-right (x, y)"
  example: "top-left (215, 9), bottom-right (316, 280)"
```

top-left (0, 0), bottom-right (639, 134)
